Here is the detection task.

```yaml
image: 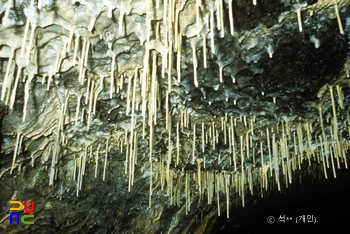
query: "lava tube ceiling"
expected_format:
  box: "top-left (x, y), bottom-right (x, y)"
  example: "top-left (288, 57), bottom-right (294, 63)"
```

top-left (0, 0), bottom-right (350, 233)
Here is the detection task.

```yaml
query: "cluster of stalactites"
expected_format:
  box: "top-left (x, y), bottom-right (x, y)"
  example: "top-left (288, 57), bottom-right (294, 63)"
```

top-left (35, 81), bottom-right (349, 212)
top-left (0, 0), bottom-right (349, 216)
top-left (148, 84), bottom-right (350, 216)
top-left (0, 0), bottom-right (346, 125)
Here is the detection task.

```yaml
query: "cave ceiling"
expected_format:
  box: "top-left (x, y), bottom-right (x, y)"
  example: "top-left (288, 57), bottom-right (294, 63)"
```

top-left (0, 0), bottom-right (350, 233)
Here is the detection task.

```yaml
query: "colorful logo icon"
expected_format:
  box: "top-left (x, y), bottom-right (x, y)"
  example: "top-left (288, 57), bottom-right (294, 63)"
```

top-left (9, 200), bottom-right (35, 225)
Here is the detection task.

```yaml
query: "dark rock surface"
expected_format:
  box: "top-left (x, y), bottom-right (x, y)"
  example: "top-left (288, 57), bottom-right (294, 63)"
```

top-left (0, 0), bottom-right (350, 233)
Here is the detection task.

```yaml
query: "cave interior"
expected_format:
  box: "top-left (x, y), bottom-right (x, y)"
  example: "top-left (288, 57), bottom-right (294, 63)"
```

top-left (0, 0), bottom-right (350, 233)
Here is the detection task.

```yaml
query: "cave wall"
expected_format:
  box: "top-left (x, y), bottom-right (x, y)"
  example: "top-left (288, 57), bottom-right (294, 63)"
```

top-left (0, 0), bottom-right (350, 233)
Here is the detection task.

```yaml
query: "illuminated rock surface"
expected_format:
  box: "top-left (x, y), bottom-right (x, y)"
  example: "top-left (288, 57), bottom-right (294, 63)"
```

top-left (0, 0), bottom-right (349, 233)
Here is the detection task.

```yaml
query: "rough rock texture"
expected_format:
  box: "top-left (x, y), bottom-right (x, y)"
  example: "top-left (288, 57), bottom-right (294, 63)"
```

top-left (0, 0), bottom-right (350, 233)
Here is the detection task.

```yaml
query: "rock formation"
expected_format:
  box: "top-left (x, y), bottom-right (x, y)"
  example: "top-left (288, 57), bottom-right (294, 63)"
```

top-left (0, 0), bottom-right (349, 233)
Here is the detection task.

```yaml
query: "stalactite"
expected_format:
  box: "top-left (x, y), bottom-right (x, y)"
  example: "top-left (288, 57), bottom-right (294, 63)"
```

top-left (240, 135), bottom-right (244, 176)
top-left (225, 174), bottom-right (230, 218)
top-left (25, 25), bottom-right (36, 66)
top-left (176, 121), bottom-right (180, 166)
top-left (78, 38), bottom-right (87, 83)
top-left (167, 39), bottom-right (173, 94)
top-left (202, 122), bottom-right (205, 152)
top-left (150, 52), bottom-right (158, 125)
top-left (85, 77), bottom-right (91, 105)
top-left (246, 132), bottom-right (249, 159)
top-left (228, 126), bottom-right (232, 156)
top-left (110, 56), bottom-right (116, 99)
top-left (192, 123), bottom-right (196, 164)
top-left (9, 66), bottom-right (21, 109)
top-left (330, 87), bottom-right (344, 168)
top-left (306, 123), bottom-right (313, 162)
top-left (212, 121), bottom-right (216, 148)
top-left (1, 48), bottom-right (15, 102)
top-left (103, 139), bottom-right (109, 181)
top-left (63, 91), bottom-right (70, 116)
top-left (219, 66), bottom-right (223, 83)
top-left (20, 0), bottom-right (35, 56)
top-left (95, 144), bottom-right (100, 178)
top-left (296, 8), bottom-right (303, 32)
top-left (80, 148), bottom-right (87, 191)
top-left (333, 0), bottom-right (344, 34)
top-left (223, 117), bottom-right (227, 145)
top-left (176, 38), bottom-right (182, 83)
top-left (49, 145), bottom-right (57, 186)
top-left (329, 126), bottom-right (338, 178)
top-left (228, 0), bottom-right (234, 35)
top-left (126, 76), bottom-right (132, 115)
top-left (22, 75), bottom-right (34, 122)
top-left (142, 0), bottom-right (151, 125)
top-left (149, 161), bottom-right (153, 208)
top-left (67, 26), bottom-right (75, 53)
top-left (336, 85), bottom-right (344, 109)
top-left (87, 80), bottom-right (95, 130)
top-left (216, 173), bottom-right (220, 216)
top-left (185, 172), bottom-right (189, 214)
top-left (128, 137), bottom-right (133, 192)
top-left (202, 33), bottom-right (207, 68)
top-left (75, 94), bottom-right (82, 125)
top-left (219, 0), bottom-right (224, 38)
top-left (191, 41), bottom-right (198, 87)
top-left (132, 133), bottom-right (137, 187)
top-left (272, 133), bottom-right (280, 191)
top-left (3, 0), bottom-right (13, 25)
top-left (73, 33), bottom-right (80, 66)
top-left (107, 7), bottom-right (114, 18)
top-left (119, 11), bottom-right (125, 35)
top-left (162, 27), bottom-right (168, 79)
top-left (176, 170), bottom-right (183, 206)
top-left (197, 159), bottom-right (202, 194)
top-left (207, 172), bottom-right (212, 204)
top-left (260, 140), bottom-right (264, 173)
top-left (248, 166), bottom-right (253, 195)
top-left (10, 133), bottom-right (21, 174)
top-left (231, 117), bottom-right (237, 170)
top-left (167, 116), bottom-right (172, 191)
top-left (84, 40), bottom-right (90, 66)
top-left (266, 128), bottom-right (272, 176)
top-left (210, 4), bottom-right (215, 55)
top-left (76, 154), bottom-right (82, 197)
top-left (196, 0), bottom-right (201, 37)
top-left (72, 155), bottom-right (77, 181)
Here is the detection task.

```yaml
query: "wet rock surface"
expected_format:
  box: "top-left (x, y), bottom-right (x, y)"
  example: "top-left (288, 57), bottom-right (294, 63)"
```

top-left (0, 0), bottom-right (350, 233)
